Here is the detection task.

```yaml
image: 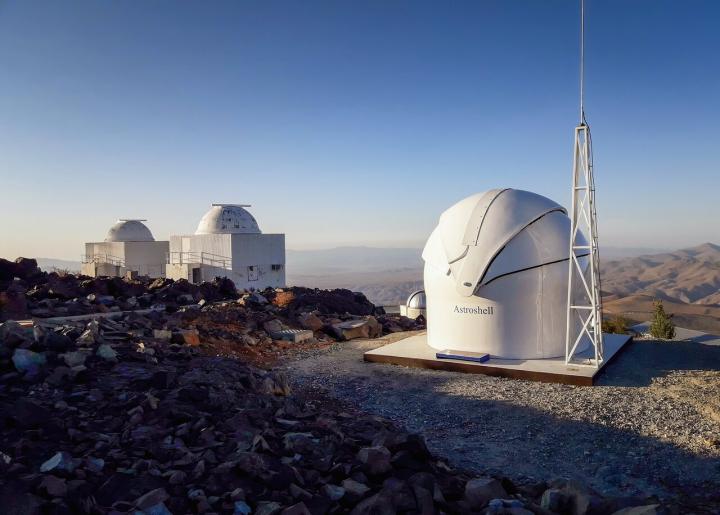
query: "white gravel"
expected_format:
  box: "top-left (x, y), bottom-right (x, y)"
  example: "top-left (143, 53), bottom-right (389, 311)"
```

top-left (282, 333), bottom-right (720, 507)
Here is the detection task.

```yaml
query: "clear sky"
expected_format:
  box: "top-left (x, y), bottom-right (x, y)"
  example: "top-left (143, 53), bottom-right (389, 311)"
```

top-left (1, 0), bottom-right (718, 260)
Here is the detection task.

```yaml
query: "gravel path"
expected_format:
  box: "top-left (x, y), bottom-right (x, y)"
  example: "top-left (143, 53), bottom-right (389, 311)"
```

top-left (282, 332), bottom-right (720, 508)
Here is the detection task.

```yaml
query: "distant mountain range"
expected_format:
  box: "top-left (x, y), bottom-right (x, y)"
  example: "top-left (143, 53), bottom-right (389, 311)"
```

top-left (285, 247), bottom-right (423, 305)
top-left (35, 258), bottom-right (82, 273)
top-left (286, 246), bottom-right (422, 274)
top-left (602, 243), bottom-right (720, 304)
top-left (602, 243), bottom-right (720, 332)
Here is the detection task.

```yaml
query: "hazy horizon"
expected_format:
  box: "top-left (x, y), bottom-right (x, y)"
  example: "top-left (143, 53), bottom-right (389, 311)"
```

top-left (2, 242), bottom-right (704, 268)
top-left (2, 0), bottom-right (720, 259)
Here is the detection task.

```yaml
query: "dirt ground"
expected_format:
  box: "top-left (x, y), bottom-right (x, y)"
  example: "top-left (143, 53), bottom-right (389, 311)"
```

top-left (282, 332), bottom-right (720, 511)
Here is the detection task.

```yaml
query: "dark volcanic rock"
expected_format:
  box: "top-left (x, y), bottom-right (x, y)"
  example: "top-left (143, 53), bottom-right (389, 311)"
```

top-left (271, 287), bottom-right (378, 316)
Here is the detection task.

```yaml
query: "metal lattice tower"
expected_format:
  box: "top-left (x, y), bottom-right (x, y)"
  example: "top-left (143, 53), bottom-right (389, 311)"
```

top-left (565, 0), bottom-right (603, 367)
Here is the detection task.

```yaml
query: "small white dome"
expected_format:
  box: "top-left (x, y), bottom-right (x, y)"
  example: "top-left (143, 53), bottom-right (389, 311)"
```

top-left (195, 204), bottom-right (261, 235)
top-left (406, 290), bottom-right (426, 309)
top-left (105, 219), bottom-right (155, 242)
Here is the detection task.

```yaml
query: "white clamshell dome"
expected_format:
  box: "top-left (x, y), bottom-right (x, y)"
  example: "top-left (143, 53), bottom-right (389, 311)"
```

top-left (105, 220), bottom-right (155, 242)
top-left (422, 188), bottom-right (588, 359)
top-left (406, 290), bottom-right (427, 310)
top-left (195, 204), bottom-right (261, 235)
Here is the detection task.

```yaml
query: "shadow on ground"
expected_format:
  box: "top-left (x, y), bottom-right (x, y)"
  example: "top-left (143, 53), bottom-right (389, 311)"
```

top-left (599, 339), bottom-right (720, 386)
top-left (287, 337), bottom-right (720, 511)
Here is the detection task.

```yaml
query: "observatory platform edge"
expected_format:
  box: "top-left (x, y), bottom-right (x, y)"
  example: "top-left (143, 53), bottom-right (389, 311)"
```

top-left (363, 332), bottom-right (632, 386)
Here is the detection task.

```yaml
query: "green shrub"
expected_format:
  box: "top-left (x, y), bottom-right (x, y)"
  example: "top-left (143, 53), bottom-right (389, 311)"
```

top-left (604, 315), bottom-right (630, 334)
top-left (649, 300), bottom-right (675, 339)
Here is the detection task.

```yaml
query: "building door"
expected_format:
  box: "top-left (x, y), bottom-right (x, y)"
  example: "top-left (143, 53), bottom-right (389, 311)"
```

top-left (192, 267), bottom-right (201, 284)
top-left (248, 266), bottom-right (259, 281)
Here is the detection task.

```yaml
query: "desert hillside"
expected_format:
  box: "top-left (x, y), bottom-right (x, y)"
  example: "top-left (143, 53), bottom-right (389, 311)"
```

top-left (601, 243), bottom-right (720, 332)
top-left (601, 243), bottom-right (720, 304)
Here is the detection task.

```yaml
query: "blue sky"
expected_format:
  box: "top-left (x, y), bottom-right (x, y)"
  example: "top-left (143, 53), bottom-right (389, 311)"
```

top-left (0, 0), bottom-right (718, 260)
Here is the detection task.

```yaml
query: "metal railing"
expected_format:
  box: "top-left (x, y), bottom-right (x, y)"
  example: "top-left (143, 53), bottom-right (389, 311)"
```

top-left (167, 251), bottom-right (232, 270)
top-left (81, 254), bottom-right (126, 267)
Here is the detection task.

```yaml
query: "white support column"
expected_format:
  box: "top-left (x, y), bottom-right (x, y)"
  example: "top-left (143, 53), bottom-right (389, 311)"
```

top-left (565, 123), bottom-right (604, 367)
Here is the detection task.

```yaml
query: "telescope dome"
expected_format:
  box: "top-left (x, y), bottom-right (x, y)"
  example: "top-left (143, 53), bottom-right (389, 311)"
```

top-left (195, 204), bottom-right (261, 235)
top-left (406, 290), bottom-right (426, 310)
top-left (422, 188), bottom-right (588, 360)
top-left (105, 219), bottom-right (155, 242)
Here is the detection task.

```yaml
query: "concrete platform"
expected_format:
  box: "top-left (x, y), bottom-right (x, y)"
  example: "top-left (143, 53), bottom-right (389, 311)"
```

top-left (364, 332), bottom-right (632, 386)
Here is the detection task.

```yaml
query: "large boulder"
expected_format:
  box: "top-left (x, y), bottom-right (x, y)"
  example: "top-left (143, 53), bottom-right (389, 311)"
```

top-left (45, 273), bottom-right (83, 299)
top-left (0, 320), bottom-right (31, 347)
top-left (12, 348), bottom-right (47, 378)
top-left (0, 284), bottom-right (28, 321)
top-left (279, 287), bottom-right (377, 316)
top-left (298, 312), bottom-right (324, 332)
top-left (464, 477), bottom-right (508, 510)
top-left (198, 276), bottom-right (238, 302)
top-left (0, 257), bottom-right (43, 289)
top-left (331, 316), bottom-right (382, 340)
top-left (13, 258), bottom-right (41, 279)
top-left (357, 446), bottom-right (392, 475)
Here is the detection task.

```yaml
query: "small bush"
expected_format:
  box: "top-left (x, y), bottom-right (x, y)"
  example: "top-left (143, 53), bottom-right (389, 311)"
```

top-left (604, 315), bottom-right (630, 334)
top-left (649, 300), bottom-right (675, 339)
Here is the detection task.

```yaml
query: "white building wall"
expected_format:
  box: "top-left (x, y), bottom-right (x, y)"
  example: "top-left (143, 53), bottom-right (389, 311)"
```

top-left (81, 262), bottom-right (122, 277)
top-left (230, 233), bottom-right (285, 290)
top-left (83, 241), bottom-right (168, 278)
top-left (85, 241), bottom-right (127, 263)
top-left (123, 241), bottom-right (169, 277)
top-left (166, 263), bottom-right (193, 282)
top-left (168, 234), bottom-right (232, 263)
top-left (166, 233), bottom-right (285, 289)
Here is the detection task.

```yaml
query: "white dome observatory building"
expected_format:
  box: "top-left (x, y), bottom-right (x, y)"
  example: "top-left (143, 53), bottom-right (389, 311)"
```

top-left (81, 219), bottom-right (169, 278)
top-left (400, 290), bottom-right (427, 320)
top-left (166, 204), bottom-right (285, 289)
top-left (422, 188), bottom-right (588, 360)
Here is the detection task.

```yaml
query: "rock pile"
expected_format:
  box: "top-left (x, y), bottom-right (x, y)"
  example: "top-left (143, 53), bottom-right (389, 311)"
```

top-left (0, 314), bottom-right (666, 515)
top-left (0, 257), bottom-right (241, 321)
top-left (0, 259), bottom-right (425, 344)
top-left (0, 263), bottom-right (667, 513)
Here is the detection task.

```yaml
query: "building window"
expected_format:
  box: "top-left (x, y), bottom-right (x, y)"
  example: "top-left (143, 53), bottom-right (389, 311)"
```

top-left (248, 265), bottom-right (259, 281)
top-left (271, 264), bottom-right (283, 271)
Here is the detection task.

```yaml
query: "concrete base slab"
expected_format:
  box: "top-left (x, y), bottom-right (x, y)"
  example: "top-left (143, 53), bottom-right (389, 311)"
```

top-left (364, 332), bottom-right (632, 386)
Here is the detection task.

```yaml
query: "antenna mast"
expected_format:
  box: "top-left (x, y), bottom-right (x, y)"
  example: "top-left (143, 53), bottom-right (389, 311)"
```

top-left (565, 0), bottom-right (604, 367)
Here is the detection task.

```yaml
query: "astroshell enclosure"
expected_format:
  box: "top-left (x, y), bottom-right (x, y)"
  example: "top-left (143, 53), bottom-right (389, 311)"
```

top-left (422, 188), bottom-right (589, 360)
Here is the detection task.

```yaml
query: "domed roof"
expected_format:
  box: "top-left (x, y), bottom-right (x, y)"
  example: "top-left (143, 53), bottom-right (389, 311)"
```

top-left (105, 219), bottom-right (155, 242)
top-left (406, 290), bottom-right (426, 309)
top-left (422, 189), bottom-right (572, 297)
top-left (195, 204), bottom-right (261, 235)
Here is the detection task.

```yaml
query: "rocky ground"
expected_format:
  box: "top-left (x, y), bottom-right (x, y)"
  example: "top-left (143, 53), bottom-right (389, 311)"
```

top-left (285, 336), bottom-right (720, 514)
top-left (0, 257), bottom-right (676, 514)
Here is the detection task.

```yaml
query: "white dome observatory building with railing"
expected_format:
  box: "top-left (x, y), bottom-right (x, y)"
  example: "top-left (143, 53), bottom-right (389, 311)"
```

top-left (81, 219), bottom-right (169, 278)
top-left (166, 204), bottom-right (286, 289)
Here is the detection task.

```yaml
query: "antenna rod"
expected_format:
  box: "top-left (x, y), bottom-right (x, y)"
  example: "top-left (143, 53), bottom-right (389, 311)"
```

top-left (580, 0), bottom-right (585, 123)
